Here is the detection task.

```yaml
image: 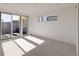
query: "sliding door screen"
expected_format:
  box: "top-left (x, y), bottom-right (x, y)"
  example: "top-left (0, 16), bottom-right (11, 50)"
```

top-left (20, 16), bottom-right (28, 36)
top-left (22, 16), bottom-right (27, 36)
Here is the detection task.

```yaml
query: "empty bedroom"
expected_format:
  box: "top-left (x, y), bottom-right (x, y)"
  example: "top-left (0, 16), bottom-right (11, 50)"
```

top-left (0, 3), bottom-right (78, 56)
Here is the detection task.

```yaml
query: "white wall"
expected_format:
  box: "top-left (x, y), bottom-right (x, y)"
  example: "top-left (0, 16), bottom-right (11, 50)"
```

top-left (28, 4), bottom-right (77, 46)
top-left (78, 3), bottom-right (79, 55)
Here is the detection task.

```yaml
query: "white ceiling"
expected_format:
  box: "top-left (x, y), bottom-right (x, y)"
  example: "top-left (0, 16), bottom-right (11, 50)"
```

top-left (0, 3), bottom-right (76, 16)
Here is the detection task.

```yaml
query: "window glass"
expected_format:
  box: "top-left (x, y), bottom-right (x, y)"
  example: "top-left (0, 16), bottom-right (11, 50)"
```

top-left (1, 13), bottom-right (11, 22)
top-left (12, 15), bottom-right (20, 21)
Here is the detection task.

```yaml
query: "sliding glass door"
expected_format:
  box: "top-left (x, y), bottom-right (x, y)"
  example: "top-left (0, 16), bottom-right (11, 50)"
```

top-left (1, 13), bottom-right (28, 40)
top-left (12, 15), bottom-right (20, 38)
top-left (1, 13), bottom-right (11, 40)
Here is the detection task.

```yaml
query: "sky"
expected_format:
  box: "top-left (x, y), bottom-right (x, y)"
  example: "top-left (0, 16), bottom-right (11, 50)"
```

top-left (1, 13), bottom-right (20, 22)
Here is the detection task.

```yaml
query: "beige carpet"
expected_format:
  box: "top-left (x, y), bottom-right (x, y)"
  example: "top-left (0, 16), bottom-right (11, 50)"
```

top-left (0, 35), bottom-right (76, 56)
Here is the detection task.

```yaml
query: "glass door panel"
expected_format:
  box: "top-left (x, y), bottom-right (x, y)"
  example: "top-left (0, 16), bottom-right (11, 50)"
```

top-left (1, 13), bottom-right (11, 40)
top-left (12, 15), bottom-right (20, 38)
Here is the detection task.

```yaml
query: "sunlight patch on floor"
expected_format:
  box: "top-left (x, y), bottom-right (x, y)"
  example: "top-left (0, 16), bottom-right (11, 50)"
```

top-left (24, 36), bottom-right (45, 45)
top-left (2, 40), bottom-right (25, 56)
top-left (14, 38), bottom-right (36, 53)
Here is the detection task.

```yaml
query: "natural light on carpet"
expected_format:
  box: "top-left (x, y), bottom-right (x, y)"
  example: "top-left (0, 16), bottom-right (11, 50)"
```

top-left (14, 38), bottom-right (36, 53)
top-left (2, 40), bottom-right (25, 56)
top-left (24, 36), bottom-right (45, 45)
top-left (2, 36), bottom-right (45, 56)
